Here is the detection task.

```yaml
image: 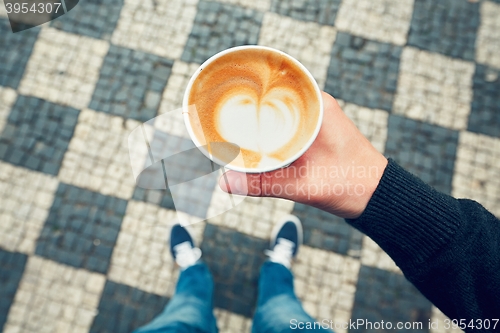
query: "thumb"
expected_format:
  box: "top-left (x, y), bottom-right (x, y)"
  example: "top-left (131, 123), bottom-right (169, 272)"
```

top-left (218, 170), bottom-right (285, 197)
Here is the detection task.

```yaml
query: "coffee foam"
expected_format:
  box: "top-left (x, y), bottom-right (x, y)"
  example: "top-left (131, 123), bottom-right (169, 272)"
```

top-left (188, 48), bottom-right (320, 169)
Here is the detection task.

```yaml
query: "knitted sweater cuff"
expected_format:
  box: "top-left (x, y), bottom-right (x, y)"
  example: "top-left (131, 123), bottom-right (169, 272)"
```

top-left (346, 158), bottom-right (461, 268)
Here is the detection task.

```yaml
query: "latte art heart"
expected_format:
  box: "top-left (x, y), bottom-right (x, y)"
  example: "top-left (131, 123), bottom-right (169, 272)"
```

top-left (188, 48), bottom-right (320, 170)
top-left (216, 87), bottom-right (301, 155)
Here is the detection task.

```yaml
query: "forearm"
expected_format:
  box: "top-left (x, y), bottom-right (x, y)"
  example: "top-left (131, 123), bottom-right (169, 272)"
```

top-left (346, 159), bottom-right (500, 321)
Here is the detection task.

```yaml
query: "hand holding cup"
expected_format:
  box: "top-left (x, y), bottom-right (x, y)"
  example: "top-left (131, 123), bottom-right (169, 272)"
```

top-left (219, 92), bottom-right (388, 219)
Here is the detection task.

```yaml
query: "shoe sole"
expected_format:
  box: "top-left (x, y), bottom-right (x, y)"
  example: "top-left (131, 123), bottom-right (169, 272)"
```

top-left (269, 214), bottom-right (303, 253)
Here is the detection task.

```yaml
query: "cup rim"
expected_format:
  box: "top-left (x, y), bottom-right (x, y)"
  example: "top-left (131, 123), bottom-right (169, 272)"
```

top-left (182, 45), bottom-right (324, 173)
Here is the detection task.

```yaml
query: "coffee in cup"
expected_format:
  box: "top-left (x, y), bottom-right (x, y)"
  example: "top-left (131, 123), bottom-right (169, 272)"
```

top-left (183, 46), bottom-right (323, 173)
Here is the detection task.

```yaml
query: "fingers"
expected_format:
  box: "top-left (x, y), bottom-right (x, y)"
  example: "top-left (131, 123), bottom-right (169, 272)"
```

top-left (321, 90), bottom-right (337, 106)
top-left (218, 171), bottom-right (248, 195)
top-left (321, 90), bottom-right (336, 108)
top-left (218, 170), bottom-right (276, 197)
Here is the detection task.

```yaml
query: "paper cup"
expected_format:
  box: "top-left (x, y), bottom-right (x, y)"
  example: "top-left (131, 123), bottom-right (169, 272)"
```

top-left (183, 45), bottom-right (323, 173)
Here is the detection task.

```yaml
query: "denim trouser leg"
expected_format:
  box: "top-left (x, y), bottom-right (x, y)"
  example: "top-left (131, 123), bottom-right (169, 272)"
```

top-left (133, 262), bottom-right (218, 333)
top-left (252, 262), bottom-right (333, 333)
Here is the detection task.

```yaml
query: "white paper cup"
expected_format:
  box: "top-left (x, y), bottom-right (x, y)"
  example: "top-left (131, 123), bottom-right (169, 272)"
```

top-left (183, 45), bottom-right (323, 173)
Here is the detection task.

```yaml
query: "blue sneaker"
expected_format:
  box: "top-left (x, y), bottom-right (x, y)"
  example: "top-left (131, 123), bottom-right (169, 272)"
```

top-left (169, 224), bottom-right (202, 269)
top-left (265, 215), bottom-right (303, 268)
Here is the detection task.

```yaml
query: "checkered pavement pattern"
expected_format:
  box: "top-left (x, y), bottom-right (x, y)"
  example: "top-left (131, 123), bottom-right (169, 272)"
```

top-left (1, 0), bottom-right (499, 331)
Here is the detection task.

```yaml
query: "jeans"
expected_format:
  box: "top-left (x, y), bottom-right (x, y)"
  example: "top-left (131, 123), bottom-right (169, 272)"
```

top-left (133, 262), bottom-right (332, 333)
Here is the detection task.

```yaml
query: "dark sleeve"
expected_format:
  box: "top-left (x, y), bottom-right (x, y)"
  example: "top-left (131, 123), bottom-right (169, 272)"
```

top-left (346, 158), bottom-right (500, 321)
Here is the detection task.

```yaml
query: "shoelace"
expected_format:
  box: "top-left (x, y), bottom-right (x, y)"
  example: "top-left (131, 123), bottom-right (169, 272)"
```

top-left (265, 238), bottom-right (295, 268)
top-left (173, 241), bottom-right (202, 268)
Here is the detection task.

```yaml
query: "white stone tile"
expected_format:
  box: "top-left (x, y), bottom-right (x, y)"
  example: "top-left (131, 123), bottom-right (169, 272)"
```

top-left (159, 61), bottom-right (199, 114)
top-left (430, 306), bottom-right (464, 333)
top-left (337, 100), bottom-right (388, 154)
top-left (18, 28), bottom-right (109, 110)
top-left (476, 1), bottom-right (500, 69)
top-left (112, 0), bottom-right (198, 60)
top-left (360, 236), bottom-right (401, 274)
top-left (292, 246), bottom-right (360, 333)
top-left (156, 61), bottom-right (200, 139)
top-left (335, 0), bottom-right (414, 46)
top-left (152, 107), bottom-right (190, 140)
top-left (3, 256), bottom-right (105, 333)
top-left (0, 162), bottom-right (58, 254)
top-left (108, 200), bottom-right (205, 296)
top-left (208, 180), bottom-right (295, 240)
top-left (258, 12), bottom-right (336, 89)
top-left (214, 308), bottom-right (252, 333)
top-left (215, 0), bottom-right (270, 11)
top-left (452, 131), bottom-right (500, 217)
top-left (127, 119), bottom-right (156, 183)
top-left (0, 86), bottom-right (17, 133)
top-left (393, 47), bottom-right (475, 130)
top-left (58, 109), bottom-right (140, 200)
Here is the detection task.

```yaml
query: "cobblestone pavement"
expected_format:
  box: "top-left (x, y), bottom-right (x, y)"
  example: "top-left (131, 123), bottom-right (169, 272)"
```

top-left (1, 0), bottom-right (499, 332)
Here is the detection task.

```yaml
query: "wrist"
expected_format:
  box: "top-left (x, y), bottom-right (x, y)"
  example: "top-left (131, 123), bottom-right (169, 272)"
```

top-left (339, 153), bottom-right (388, 219)
top-left (355, 155), bottom-right (388, 218)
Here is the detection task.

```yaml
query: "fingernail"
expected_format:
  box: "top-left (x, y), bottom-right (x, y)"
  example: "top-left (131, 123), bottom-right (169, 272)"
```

top-left (233, 175), bottom-right (243, 193)
top-left (219, 172), bottom-right (244, 194)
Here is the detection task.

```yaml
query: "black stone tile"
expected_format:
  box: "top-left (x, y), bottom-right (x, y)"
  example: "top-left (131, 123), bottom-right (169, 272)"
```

top-left (0, 18), bottom-right (40, 89)
top-left (0, 249), bottom-right (28, 332)
top-left (181, 1), bottom-right (263, 64)
top-left (200, 224), bottom-right (268, 318)
top-left (385, 115), bottom-right (459, 195)
top-left (35, 183), bottom-right (127, 274)
top-left (292, 203), bottom-right (363, 257)
top-left (468, 65), bottom-right (500, 138)
top-left (51, 0), bottom-right (124, 40)
top-left (351, 265), bottom-right (432, 333)
top-left (89, 45), bottom-right (173, 122)
top-left (408, 0), bottom-right (480, 60)
top-left (324, 32), bottom-right (402, 112)
top-left (90, 280), bottom-right (169, 333)
top-left (132, 132), bottom-right (217, 218)
top-left (270, 0), bottom-right (341, 26)
top-left (0, 95), bottom-right (79, 175)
